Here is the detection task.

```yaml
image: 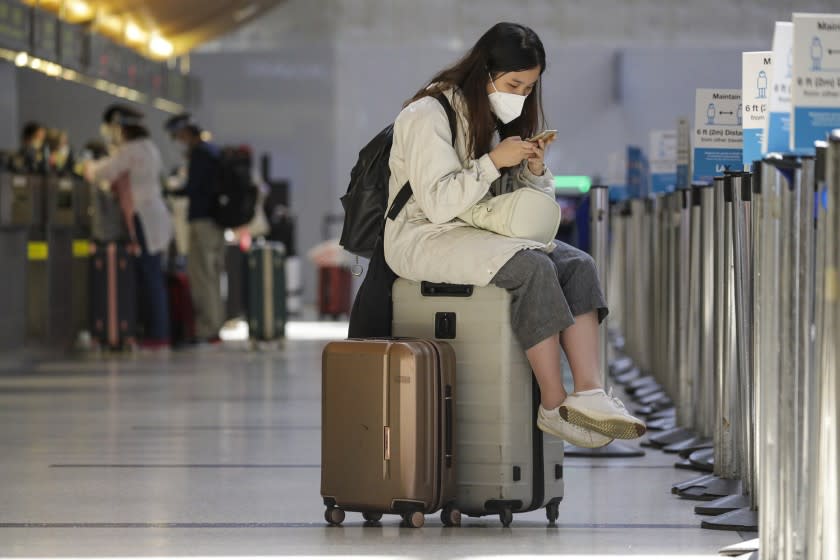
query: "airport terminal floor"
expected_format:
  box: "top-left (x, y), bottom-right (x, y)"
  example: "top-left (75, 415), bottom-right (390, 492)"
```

top-left (0, 323), bottom-right (753, 559)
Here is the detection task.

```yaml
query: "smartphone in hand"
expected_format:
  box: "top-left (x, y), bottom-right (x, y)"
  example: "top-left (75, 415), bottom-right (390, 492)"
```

top-left (526, 130), bottom-right (558, 143)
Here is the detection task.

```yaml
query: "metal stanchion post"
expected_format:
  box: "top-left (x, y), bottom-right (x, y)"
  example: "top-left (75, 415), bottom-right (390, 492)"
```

top-left (566, 186), bottom-right (644, 459)
top-left (646, 193), bottom-right (680, 430)
top-left (757, 156), bottom-right (784, 560)
top-left (808, 130), bottom-right (840, 560)
top-left (647, 187), bottom-right (696, 448)
top-left (694, 173), bottom-right (755, 513)
top-left (702, 172), bottom-right (758, 531)
top-left (808, 138), bottom-right (837, 560)
top-left (667, 184), bottom-right (715, 456)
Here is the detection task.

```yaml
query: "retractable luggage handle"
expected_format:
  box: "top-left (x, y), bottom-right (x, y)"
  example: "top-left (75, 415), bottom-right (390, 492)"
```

top-left (421, 282), bottom-right (473, 297)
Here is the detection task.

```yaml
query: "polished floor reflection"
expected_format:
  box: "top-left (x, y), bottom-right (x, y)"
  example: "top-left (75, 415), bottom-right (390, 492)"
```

top-left (0, 328), bottom-right (754, 558)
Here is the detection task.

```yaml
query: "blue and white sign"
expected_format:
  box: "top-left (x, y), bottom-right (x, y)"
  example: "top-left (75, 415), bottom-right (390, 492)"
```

top-left (649, 130), bottom-right (677, 193)
top-left (606, 150), bottom-right (628, 201)
top-left (765, 22), bottom-right (794, 153)
top-left (742, 52), bottom-right (773, 169)
top-left (627, 146), bottom-right (646, 199)
top-left (693, 89), bottom-right (744, 182)
top-left (792, 13), bottom-right (840, 154)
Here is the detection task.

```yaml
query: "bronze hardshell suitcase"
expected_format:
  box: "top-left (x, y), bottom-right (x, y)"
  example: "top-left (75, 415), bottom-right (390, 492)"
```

top-left (321, 339), bottom-right (459, 528)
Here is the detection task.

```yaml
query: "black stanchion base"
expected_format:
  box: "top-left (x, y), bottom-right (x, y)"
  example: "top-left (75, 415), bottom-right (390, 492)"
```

top-left (632, 383), bottom-right (664, 400)
top-left (609, 357), bottom-right (634, 376)
top-left (671, 474), bottom-right (717, 494)
top-left (635, 398), bottom-right (674, 417)
top-left (637, 392), bottom-right (672, 408)
top-left (644, 427), bottom-right (694, 448)
top-left (680, 478), bottom-right (750, 498)
top-left (675, 456), bottom-right (713, 472)
top-left (626, 376), bottom-right (658, 393)
top-left (645, 417), bottom-right (677, 432)
top-left (565, 440), bottom-right (645, 458)
top-left (664, 436), bottom-right (713, 455)
top-left (681, 478), bottom-right (742, 500)
top-left (695, 493), bottom-right (751, 516)
top-left (614, 368), bottom-right (642, 385)
top-left (700, 507), bottom-right (758, 532)
top-left (719, 538), bottom-right (760, 557)
top-left (689, 448), bottom-right (715, 469)
top-left (648, 407), bottom-right (676, 420)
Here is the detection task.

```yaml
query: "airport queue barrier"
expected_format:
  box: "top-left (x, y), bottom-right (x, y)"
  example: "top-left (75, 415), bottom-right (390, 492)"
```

top-left (605, 132), bottom-right (840, 560)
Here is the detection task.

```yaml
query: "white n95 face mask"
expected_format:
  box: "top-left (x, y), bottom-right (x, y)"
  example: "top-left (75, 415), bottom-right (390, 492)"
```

top-left (488, 75), bottom-right (528, 124)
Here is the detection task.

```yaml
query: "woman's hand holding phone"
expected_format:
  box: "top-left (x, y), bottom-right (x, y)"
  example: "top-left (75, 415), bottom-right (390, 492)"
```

top-left (527, 133), bottom-right (555, 176)
top-left (489, 136), bottom-right (538, 170)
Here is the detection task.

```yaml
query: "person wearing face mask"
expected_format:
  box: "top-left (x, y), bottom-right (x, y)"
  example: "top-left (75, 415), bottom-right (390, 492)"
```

top-left (164, 114), bottom-right (224, 344)
top-left (46, 129), bottom-right (75, 176)
top-left (13, 121), bottom-right (48, 174)
top-left (84, 104), bottom-right (173, 350)
top-left (385, 22), bottom-right (645, 447)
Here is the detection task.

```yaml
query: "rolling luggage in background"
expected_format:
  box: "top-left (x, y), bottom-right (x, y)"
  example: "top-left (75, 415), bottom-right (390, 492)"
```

top-left (167, 271), bottom-right (196, 347)
top-left (90, 243), bottom-right (137, 350)
top-left (247, 243), bottom-right (286, 340)
top-left (392, 280), bottom-right (565, 527)
top-left (224, 244), bottom-right (247, 320)
top-left (321, 339), bottom-right (460, 528)
top-left (318, 265), bottom-right (352, 320)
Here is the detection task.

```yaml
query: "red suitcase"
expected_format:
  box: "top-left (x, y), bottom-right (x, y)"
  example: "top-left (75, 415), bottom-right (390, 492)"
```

top-left (318, 265), bottom-right (352, 320)
top-left (167, 271), bottom-right (196, 346)
top-left (90, 242), bottom-right (137, 350)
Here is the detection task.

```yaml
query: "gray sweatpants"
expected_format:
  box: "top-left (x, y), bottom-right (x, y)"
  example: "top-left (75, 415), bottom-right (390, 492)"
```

top-left (491, 243), bottom-right (609, 351)
top-left (187, 219), bottom-right (225, 340)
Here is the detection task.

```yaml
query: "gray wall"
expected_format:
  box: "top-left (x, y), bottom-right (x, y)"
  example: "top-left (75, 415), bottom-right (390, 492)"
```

top-left (0, 63), bottom-right (18, 150)
top-left (191, 47), bottom-right (336, 305)
top-left (13, 66), bottom-right (180, 170)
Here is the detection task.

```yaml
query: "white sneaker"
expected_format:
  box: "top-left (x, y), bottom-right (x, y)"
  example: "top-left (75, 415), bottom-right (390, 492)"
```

top-left (537, 405), bottom-right (614, 448)
top-left (558, 388), bottom-right (647, 440)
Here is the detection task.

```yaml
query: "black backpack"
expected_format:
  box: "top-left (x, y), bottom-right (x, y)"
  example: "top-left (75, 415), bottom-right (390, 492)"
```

top-left (346, 93), bottom-right (458, 338)
top-left (211, 146), bottom-right (259, 229)
top-left (339, 93), bottom-right (458, 258)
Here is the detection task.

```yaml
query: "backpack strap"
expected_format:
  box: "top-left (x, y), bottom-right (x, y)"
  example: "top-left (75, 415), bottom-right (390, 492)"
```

top-left (386, 92), bottom-right (458, 221)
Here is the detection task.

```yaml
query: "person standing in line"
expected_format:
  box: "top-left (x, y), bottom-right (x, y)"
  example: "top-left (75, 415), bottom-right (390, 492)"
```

top-left (14, 121), bottom-right (47, 173)
top-left (165, 114), bottom-right (224, 344)
top-left (85, 105), bottom-right (173, 349)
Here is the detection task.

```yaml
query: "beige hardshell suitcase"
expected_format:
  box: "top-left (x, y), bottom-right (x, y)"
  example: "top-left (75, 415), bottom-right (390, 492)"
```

top-left (392, 280), bottom-right (565, 527)
top-left (321, 338), bottom-right (459, 528)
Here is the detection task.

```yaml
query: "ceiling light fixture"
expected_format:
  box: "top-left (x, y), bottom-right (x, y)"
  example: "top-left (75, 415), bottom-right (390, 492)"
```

top-left (125, 22), bottom-right (147, 44)
top-left (14, 52), bottom-right (28, 67)
top-left (66, 0), bottom-right (93, 21)
top-left (149, 35), bottom-right (173, 58)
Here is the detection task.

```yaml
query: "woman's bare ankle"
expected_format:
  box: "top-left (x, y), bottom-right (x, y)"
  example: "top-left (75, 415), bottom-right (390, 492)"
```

top-left (541, 393), bottom-right (567, 410)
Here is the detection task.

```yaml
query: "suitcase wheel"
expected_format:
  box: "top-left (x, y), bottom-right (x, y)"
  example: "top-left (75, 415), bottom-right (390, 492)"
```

top-left (362, 512), bottom-right (382, 524)
top-left (440, 505), bottom-right (462, 527)
top-left (401, 511), bottom-right (425, 529)
top-left (499, 508), bottom-right (513, 528)
top-left (546, 502), bottom-right (560, 525)
top-left (324, 507), bottom-right (345, 526)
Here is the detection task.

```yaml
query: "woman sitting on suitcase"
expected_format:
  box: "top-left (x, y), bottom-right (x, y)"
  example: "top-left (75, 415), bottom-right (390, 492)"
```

top-left (85, 105), bottom-right (174, 350)
top-left (385, 22), bottom-right (646, 448)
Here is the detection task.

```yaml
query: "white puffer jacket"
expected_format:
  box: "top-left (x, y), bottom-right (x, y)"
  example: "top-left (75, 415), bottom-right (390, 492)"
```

top-left (384, 88), bottom-right (555, 286)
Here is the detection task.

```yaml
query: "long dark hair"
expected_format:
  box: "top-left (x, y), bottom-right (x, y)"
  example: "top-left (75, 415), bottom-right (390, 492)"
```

top-left (408, 22), bottom-right (546, 159)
